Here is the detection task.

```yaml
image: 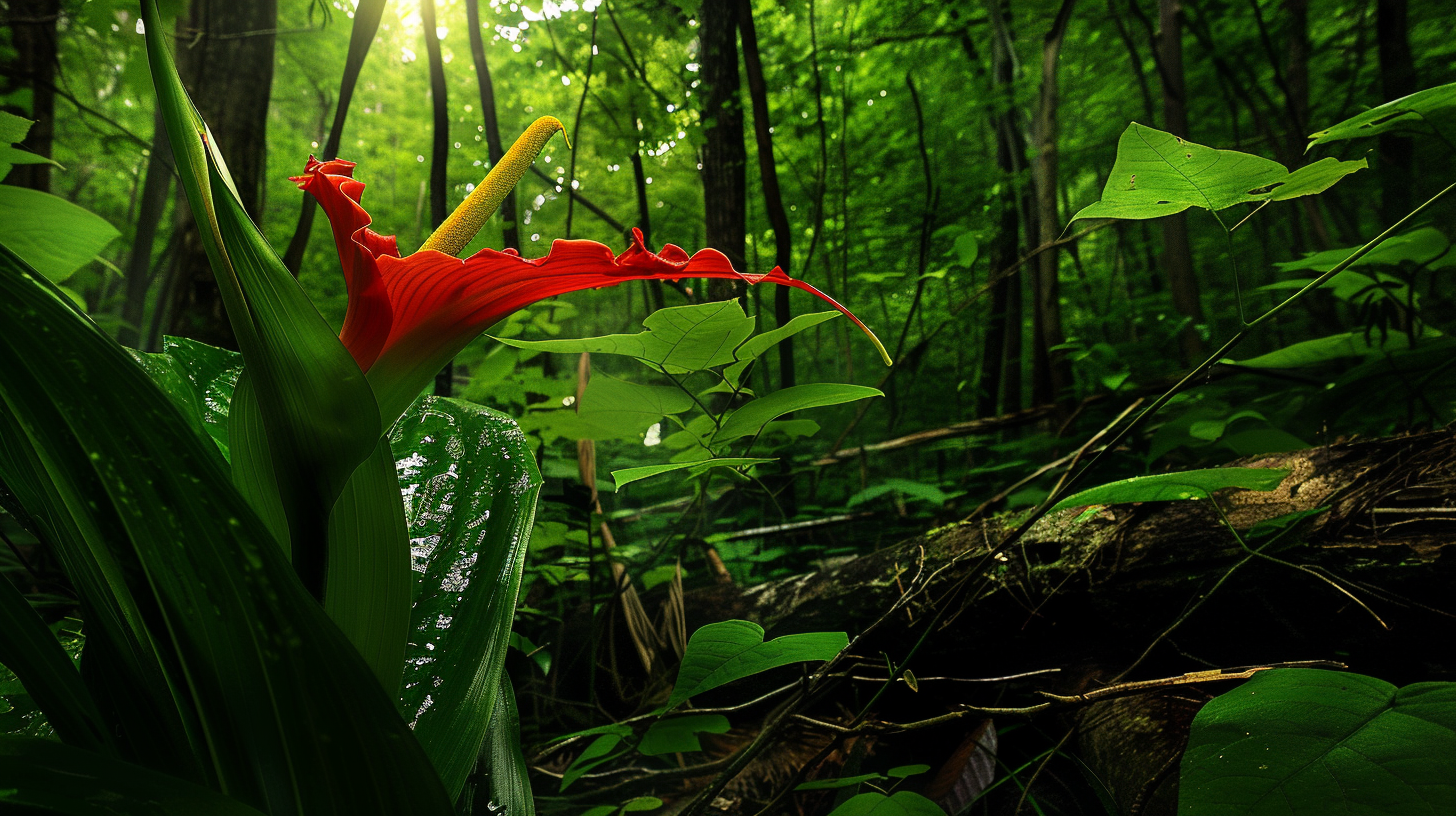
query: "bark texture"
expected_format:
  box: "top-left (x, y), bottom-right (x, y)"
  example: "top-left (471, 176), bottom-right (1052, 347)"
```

top-left (698, 0), bottom-right (747, 302)
top-left (165, 0), bottom-right (278, 349)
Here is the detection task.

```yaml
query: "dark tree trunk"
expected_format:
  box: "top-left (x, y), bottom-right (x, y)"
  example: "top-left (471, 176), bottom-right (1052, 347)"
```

top-left (1156, 0), bottom-right (1205, 363)
top-left (698, 0), bottom-right (747, 303)
top-left (280, 0), bottom-right (386, 274)
top-left (3, 0), bottom-right (59, 191)
top-left (118, 109), bottom-right (172, 350)
top-left (1030, 0), bottom-right (1078, 407)
top-left (422, 0), bottom-right (453, 398)
top-left (982, 4), bottom-right (1028, 415)
top-left (165, 0), bottom-right (278, 350)
top-left (1376, 0), bottom-right (1416, 226)
top-left (466, 0), bottom-right (519, 251)
top-left (739, 0), bottom-right (795, 391)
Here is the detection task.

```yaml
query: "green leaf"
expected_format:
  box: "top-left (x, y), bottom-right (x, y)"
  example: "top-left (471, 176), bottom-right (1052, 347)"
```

top-left (846, 479), bottom-right (952, 508)
top-left (953, 232), bottom-right (980, 268)
top-left (394, 396), bottom-right (542, 800)
top-left (1230, 331), bottom-right (1419, 369)
top-left (887, 764), bottom-right (932, 778)
top-left (797, 773), bottom-right (886, 791)
top-left (0, 243), bottom-right (454, 812)
top-left (715, 384), bottom-right (883, 444)
top-left (1179, 669), bottom-right (1456, 815)
top-left (130, 337), bottom-right (243, 463)
top-left (144, 0), bottom-right (381, 593)
top-left (523, 376), bottom-right (695, 441)
top-left (0, 112), bottom-right (61, 179)
top-left (0, 576), bottom-right (108, 752)
top-left (498, 301), bottom-right (755, 373)
top-left (1273, 227), bottom-right (1455, 274)
top-left (638, 714), bottom-right (731, 756)
top-left (477, 681), bottom-right (536, 816)
top-left (828, 791), bottom-right (947, 816)
top-left (667, 620), bottom-right (846, 709)
top-left (1308, 82), bottom-right (1456, 148)
top-left (1070, 123), bottom-right (1364, 223)
top-left (611, 458), bottom-right (776, 491)
top-left (0, 737), bottom-right (266, 816)
top-left (1051, 467), bottom-right (1288, 512)
top-left (561, 733), bottom-right (624, 791)
top-left (0, 186), bottom-right (119, 282)
top-left (725, 311), bottom-right (841, 387)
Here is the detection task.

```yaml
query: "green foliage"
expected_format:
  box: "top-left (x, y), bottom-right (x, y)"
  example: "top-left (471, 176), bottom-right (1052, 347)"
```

top-left (1307, 81), bottom-right (1456, 147)
top-left (1071, 123), bottom-right (1365, 223)
top-left (667, 620), bottom-right (847, 709)
top-left (637, 714), bottom-right (732, 756)
top-left (1051, 467), bottom-right (1289, 513)
top-left (1180, 669), bottom-right (1456, 815)
top-left (826, 791), bottom-right (946, 816)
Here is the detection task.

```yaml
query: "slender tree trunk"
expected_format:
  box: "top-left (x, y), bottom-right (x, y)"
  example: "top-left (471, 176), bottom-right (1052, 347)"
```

top-left (1030, 0), bottom-right (1078, 407)
top-left (119, 110), bottom-right (172, 349)
top-left (697, 0), bottom-right (747, 302)
top-left (1376, 0), bottom-right (1416, 226)
top-left (165, 0), bottom-right (278, 349)
top-left (1155, 0), bottom-right (1205, 362)
top-left (421, 0), bottom-right (453, 397)
top-left (982, 2), bottom-right (1027, 415)
top-left (738, 0), bottom-right (795, 390)
top-left (631, 152), bottom-right (665, 312)
top-left (280, 0), bottom-right (385, 274)
top-left (466, 0), bottom-right (519, 251)
top-left (3, 0), bottom-right (59, 191)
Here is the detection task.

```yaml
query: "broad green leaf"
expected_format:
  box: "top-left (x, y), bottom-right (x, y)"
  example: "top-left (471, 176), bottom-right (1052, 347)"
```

top-left (828, 791), bottom-right (947, 816)
top-left (667, 620), bottom-right (847, 709)
top-left (522, 376), bottom-right (694, 441)
top-left (561, 733), bottom-right (624, 790)
top-left (476, 682), bottom-right (536, 816)
top-left (499, 301), bottom-right (755, 373)
top-left (1180, 669), bottom-right (1456, 815)
top-left (887, 764), bottom-right (932, 778)
top-left (0, 186), bottom-right (119, 282)
top-left (0, 243), bottom-right (453, 813)
top-left (0, 112), bottom-right (62, 180)
top-left (847, 479), bottom-right (953, 508)
top-left (0, 576), bottom-right (108, 752)
top-left (611, 458), bottom-right (776, 491)
top-left (0, 737), bottom-right (266, 816)
top-left (130, 337), bottom-right (243, 462)
top-left (638, 714), bottom-right (731, 756)
top-left (1051, 467), bottom-right (1288, 512)
top-left (1308, 82), bottom-right (1456, 148)
top-left (144, 0), bottom-right (380, 593)
top-left (715, 384), bottom-right (884, 444)
top-left (394, 396), bottom-right (542, 800)
top-left (621, 797), bottom-right (665, 812)
top-left (1070, 123), bottom-right (1364, 223)
top-left (725, 311), bottom-right (841, 387)
top-left (1273, 227), bottom-right (1455, 274)
top-left (1230, 331), bottom-right (1421, 369)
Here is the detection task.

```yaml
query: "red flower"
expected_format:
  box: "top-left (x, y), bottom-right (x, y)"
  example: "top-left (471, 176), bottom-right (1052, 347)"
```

top-left (294, 157), bottom-right (885, 420)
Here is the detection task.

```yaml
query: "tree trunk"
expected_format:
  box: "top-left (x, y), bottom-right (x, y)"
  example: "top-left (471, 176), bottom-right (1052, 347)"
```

top-left (698, 0), bottom-right (747, 303)
top-left (1156, 0), bottom-right (1205, 363)
top-left (422, 0), bottom-right (452, 398)
top-left (1375, 0), bottom-right (1416, 226)
top-left (1030, 0), bottom-right (1078, 407)
top-left (280, 0), bottom-right (386, 274)
top-left (466, 0), bottom-right (519, 251)
top-left (2, 0), bottom-right (59, 191)
top-left (983, 3), bottom-right (1028, 415)
top-left (739, 0), bottom-right (795, 391)
top-left (118, 109), bottom-right (172, 350)
top-left (165, 0), bottom-right (278, 350)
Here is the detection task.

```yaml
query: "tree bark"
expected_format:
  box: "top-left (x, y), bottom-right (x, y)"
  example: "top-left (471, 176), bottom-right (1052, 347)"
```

top-left (1375, 0), bottom-right (1416, 226)
top-left (981, 3), bottom-right (1028, 415)
top-left (698, 0), bottom-right (747, 303)
top-left (2, 0), bottom-right (59, 192)
top-left (1155, 0), bottom-right (1205, 363)
top-left (280, 0), bottom-right (386, 274)
top-left (118, 109), bottom-right (172, 350)
top-left (739, 0), bottom-right (795, 391)
top-left (1030, 0), bottom-right (1078, 407)
top-left (467, 0), bottom-right (519, 251)
top-left (165, 0), bottom-right (278, 350)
